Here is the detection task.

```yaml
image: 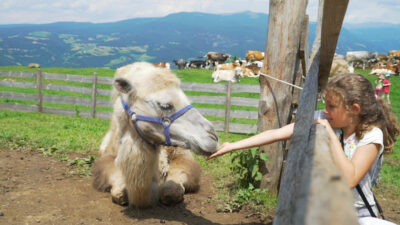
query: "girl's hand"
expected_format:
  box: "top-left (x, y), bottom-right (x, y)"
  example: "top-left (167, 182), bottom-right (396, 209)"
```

top-left (207, 142), bottom-right (234, 160)
top-left (315, 119), bottom-right (336, 137)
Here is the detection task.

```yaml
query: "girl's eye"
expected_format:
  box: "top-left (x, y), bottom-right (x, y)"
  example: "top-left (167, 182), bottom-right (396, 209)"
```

top-left (158, 102), bottom-right (173, 110)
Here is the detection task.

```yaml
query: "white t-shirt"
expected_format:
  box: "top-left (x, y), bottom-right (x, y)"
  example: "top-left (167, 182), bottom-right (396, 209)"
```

top-left (340, 127), bottom-right (384, 208)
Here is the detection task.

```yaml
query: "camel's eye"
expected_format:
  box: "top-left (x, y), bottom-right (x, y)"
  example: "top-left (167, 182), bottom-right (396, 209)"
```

top-left (158, 102), bottom-right (173, 111)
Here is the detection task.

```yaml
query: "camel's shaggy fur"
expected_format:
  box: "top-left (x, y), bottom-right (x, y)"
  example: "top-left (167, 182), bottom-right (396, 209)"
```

top-left (92, 62), bottom-right (218, 208)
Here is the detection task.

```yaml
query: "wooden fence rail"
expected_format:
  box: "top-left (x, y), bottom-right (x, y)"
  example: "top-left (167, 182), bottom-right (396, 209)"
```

top-left (0, 70), bottom-right (259, 134)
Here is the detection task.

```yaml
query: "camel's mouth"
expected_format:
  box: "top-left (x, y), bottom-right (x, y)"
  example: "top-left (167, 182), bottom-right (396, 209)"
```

top-left (184, 140), bottom-right (218, 156)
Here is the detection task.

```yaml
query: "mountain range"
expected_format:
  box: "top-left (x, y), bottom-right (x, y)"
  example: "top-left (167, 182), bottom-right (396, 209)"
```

top-left (0, 11), bottom-right (399, 68)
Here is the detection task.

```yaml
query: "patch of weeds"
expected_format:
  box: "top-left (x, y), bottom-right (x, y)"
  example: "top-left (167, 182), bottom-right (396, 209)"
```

top-left (68, 156), bottom-right (95, 176)
top-left (216, 200), bottom-right (242, 213)
top-left (236, 184), bottom-right (276, 206)
top-left (38, 146), bottom-right (59, 156)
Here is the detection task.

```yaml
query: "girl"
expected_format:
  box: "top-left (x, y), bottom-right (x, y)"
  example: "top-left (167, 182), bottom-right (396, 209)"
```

top-left (382, 74), bottom-right (391, 104)
top-left (208, 74), bottom-right (399, 219)
top-left (375, 73), bottom-right (384, 97)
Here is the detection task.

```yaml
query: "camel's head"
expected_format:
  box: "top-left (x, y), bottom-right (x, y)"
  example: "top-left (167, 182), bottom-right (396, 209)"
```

top-left (113, 62), bottom-right (218, 155)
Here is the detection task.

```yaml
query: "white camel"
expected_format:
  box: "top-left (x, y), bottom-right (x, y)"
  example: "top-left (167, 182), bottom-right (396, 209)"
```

top-left (92, 62), bottom-right (218, 208)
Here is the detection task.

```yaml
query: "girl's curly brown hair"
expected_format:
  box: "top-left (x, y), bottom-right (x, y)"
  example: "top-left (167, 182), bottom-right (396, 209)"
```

top-left (324, 73), bottom-right (399, 153)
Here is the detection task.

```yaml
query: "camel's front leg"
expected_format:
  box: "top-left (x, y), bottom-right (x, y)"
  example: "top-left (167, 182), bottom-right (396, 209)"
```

top-left (92, 155), bottom-right (128, 206)
top-left (159, 148), bottom-right (200, 205)
top-left (109, 165), bottom-right (128, 206)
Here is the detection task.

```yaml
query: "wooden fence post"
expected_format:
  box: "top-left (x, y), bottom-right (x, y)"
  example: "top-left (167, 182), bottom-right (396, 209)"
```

top-left (90, 72), bottom-right (98, 118)
top-left (224, 81), bottom-right (232, 132)
top-left (274, 0), bottom-right (350, 224)
top-left (259, 0), bottom-right (308, 194)
top-left (36, 68), bottom-right (43, 112)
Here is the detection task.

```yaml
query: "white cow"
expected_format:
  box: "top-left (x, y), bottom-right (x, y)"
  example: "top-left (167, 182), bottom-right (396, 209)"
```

top-left (211, 67), bottom-right (242, 83)
top-left (369, 68), bottom-right (395, 75)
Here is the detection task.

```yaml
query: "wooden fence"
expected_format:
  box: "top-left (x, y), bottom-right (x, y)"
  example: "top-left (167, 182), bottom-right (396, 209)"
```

top-left (0, 69), bottom-right (259, 134)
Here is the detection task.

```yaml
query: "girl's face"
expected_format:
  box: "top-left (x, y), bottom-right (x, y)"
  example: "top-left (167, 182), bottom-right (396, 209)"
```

top-left (323, 95), bottom-right (352, 129)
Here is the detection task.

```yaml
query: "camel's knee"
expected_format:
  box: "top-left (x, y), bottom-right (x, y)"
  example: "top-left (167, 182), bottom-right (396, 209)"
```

top-left (168, 152), bottom-right (201, 193)
top-left (92, 155), bottom-right (127, 205)
top-left (92, 155), bottom-right (115, 192)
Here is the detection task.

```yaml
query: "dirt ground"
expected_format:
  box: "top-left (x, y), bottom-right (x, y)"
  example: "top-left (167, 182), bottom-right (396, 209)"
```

top-left (0, 148), bottom-right (271, 225)
top-left (1, 148), bottom-right (399, 225)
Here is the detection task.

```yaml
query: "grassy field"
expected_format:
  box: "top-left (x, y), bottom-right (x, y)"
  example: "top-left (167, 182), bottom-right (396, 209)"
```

top-left (0, 66), bottom-right (399, 213)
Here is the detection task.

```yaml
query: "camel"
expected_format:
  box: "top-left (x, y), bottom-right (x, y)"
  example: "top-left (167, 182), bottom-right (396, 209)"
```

top-left (92, 62), bottom-right (218, 208)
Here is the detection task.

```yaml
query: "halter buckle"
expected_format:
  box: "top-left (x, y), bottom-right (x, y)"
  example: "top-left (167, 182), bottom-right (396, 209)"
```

top-left (131, 113), bottom-right (137, 121)
top-left (162, 117), bottom-right (171, 126)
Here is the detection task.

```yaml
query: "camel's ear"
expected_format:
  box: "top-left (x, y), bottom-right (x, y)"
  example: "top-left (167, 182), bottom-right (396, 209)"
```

top-left (114, 78), bottom-right (135, 94)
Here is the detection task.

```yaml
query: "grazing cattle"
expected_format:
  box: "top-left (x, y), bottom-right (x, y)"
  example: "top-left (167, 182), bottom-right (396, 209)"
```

top-left (245, 50), bottom-right (264, 62)
top-left (346, 51), bottom-right (378, 69)
top-left (173, 59), bottom-right (188, 69)
top-left (212, 67), bottom-right (242, 83)
top-left (205, 52), bottom-right (231, 65)
top-left (388, 50), bottom-right (400, 59)
top-left (188, 60), bottom-right (207, 68)
top-left (213, 62), bottom-right (259, 78)
top-left (153, 62), bottom-right (170, 69)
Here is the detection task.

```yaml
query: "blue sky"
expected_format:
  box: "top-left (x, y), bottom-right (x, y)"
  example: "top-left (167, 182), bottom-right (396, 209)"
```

top-left (0, 0), bottom-right (399, 25)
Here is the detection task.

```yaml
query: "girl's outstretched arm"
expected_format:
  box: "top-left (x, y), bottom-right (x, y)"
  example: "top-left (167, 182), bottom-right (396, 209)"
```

top-left (207, 123), bottom-right (294, 160)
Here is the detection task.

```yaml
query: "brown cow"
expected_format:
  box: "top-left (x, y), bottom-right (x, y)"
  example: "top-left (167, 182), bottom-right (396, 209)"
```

top-left (213, 62), bottom-right (241, 71)
top-left (245, 50), bottom-right (264, 62)
top-left (388, 50), bottom-right (400, 59)
top-left (153, 62), bottom-right (170, 69)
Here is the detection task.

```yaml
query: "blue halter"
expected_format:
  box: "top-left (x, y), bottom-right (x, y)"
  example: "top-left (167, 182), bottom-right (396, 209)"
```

top-left (121, 98), bottom-right (194, 148)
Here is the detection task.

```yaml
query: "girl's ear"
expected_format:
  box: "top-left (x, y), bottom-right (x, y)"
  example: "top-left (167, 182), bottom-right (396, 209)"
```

top-left (351, 103), bottom-right (361, 116)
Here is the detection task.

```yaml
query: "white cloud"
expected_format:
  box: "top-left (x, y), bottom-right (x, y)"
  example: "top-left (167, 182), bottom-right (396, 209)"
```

top-left (0, 0), bottom-right (399, 24)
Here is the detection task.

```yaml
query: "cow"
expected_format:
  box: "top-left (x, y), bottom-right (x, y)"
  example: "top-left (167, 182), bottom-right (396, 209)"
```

top-left (245, 50), bottom-right (264, 62)
top-left (173, 59), bottom-right (188, 69)
top-left (242, 64), bottom-right (261, 77)
top-left (214, 62), bottom-right (241, 71)
top-left (369, 68), bottom-right (395, 75)
top-left (205, 52), bottom-right (231, 65)
top-left (188, 60), bottom-right (207, 68)
top-left (153, 62), bottom-right (170, 69)
top-left (211, 67), bottom-right (242, 83)
top-left (388, 50), bottom-right (400, 59)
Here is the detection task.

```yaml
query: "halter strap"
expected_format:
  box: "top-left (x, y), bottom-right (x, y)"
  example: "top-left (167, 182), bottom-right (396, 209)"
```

top-left (121, 98), bottom-right (194, 147)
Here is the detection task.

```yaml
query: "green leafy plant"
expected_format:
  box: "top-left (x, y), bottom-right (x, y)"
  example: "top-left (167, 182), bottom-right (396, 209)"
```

top-left (230, 147), bottom-right (268, 188)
